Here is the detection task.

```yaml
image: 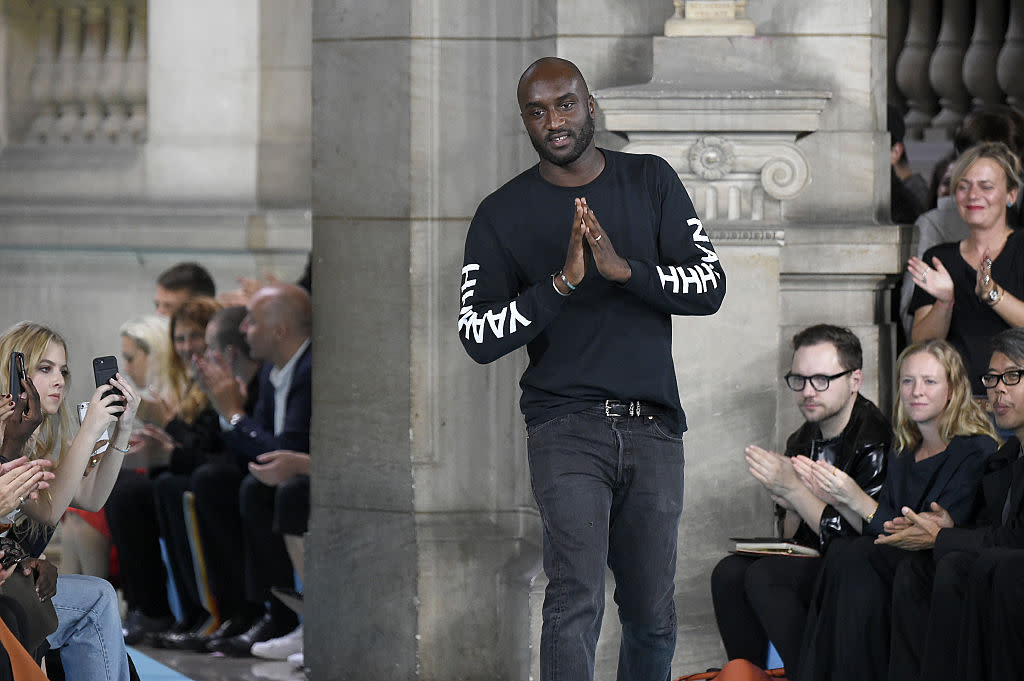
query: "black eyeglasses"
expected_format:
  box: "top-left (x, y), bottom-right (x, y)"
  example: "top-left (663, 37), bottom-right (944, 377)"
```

top-left (784, 369), bottom-right (854, 392)
top-left (980, 369), bottom-right (1024, 388)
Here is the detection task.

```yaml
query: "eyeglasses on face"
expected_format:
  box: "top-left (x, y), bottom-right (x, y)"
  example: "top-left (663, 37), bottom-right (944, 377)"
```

top-left (980, 369), bottom-right (1024, 389)
top-left (784, 369), bottom-right (854, 392)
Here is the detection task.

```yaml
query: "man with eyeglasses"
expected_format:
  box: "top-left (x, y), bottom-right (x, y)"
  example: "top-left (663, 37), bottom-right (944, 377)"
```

top-left (711, 324), bottom-right (890, 677)
top-left (886, 327), bottom-right (1024, 681)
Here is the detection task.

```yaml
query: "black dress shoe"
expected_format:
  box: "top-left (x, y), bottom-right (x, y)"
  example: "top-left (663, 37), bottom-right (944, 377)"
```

top-left (167, 615), bottom-right (257, 652)
top-left (122, 610), bottom-right (174, 646)
top-left (146, 616), bottom-right (212, 649)
top-left (207, 613), bottom-right (291, 657)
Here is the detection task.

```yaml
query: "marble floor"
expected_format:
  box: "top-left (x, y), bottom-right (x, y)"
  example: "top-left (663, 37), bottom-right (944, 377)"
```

top-left (131, 644), bottom-right (306, 681)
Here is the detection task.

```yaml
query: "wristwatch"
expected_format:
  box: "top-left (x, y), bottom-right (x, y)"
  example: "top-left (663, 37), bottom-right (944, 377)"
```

top-left (229, 412), bottom-right (245, 427)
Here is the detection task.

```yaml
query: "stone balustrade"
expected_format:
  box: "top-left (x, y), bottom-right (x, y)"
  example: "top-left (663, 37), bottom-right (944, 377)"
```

top-left (22, 0), bottom-right (147, 145)
top-left (892, 0), bottom-right (1024, 140)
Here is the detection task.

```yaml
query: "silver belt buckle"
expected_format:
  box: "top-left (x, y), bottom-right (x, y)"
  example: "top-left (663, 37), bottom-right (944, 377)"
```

top-left (629, 400), bottom-right (639, 417)
top-left (605, 400), bottom-right (614, 417)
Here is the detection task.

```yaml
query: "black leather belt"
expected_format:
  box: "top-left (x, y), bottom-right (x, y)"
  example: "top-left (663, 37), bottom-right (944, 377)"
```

top-left (603, 400), bottom-right (665, 417)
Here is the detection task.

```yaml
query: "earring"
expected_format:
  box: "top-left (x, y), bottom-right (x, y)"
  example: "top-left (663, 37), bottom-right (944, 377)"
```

top-left (1010, 199), bottom-right (1015, 207)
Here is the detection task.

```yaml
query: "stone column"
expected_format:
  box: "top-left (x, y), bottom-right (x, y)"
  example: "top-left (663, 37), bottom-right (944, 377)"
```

top-left (308, 1), bottom-right (545, 679)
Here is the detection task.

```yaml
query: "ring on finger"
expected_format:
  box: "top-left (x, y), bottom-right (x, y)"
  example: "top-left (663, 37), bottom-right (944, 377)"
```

top-left (594, 234), bottom-right (602, 242)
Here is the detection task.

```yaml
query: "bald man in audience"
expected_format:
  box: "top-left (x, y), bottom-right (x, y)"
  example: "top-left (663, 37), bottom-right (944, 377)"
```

top-left (193, 284), bottom-right (312, 658)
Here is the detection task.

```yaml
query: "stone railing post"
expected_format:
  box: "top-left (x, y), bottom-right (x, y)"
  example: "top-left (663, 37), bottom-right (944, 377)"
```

top-left (964, 0), bottom-right (1009, 109)
top-left (928, 0), bottom-right (971, 139)
top-left (52, 3), bottom-right (83, 143)
top-left (78, 0), bottom-right (107, 142)
top-left (123, 0), bottom-right (148, 143)
top-left (896, 0), bottom-right (939, 139)
top-left (998, 0), bottom-right (1024, 108)
top-left (888, 0), bottom-right (909, 112)
top-left (26, 5), bottom-right (60, 144)
top-left (99, 0), bottom-right (130, 143)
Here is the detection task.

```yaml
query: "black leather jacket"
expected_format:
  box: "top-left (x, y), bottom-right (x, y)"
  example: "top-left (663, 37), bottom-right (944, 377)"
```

top-left (782, 394), bottom-right (891, 553)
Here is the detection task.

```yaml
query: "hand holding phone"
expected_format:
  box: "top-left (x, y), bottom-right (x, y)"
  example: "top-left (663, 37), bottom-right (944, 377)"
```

top-left (8, 352), bottom-right (25, 398)
top-left (92, 356), bottom-right (123, 399)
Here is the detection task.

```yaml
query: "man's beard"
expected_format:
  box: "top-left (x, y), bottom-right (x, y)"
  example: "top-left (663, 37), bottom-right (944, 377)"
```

top-left (530, 113), bottom-right (596, 167)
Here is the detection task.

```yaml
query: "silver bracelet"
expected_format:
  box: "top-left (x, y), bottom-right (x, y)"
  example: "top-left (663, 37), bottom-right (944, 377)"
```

top-left (111, 443), bottom-right (130, 454)
top-left (552, 274), bottom-right (570, 297)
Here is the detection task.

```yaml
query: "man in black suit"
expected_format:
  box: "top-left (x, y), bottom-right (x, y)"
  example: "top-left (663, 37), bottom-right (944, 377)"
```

top-left (883, 327), bottom-right (1024, 681)
top-left (194, 283), bottom-right (312, 657)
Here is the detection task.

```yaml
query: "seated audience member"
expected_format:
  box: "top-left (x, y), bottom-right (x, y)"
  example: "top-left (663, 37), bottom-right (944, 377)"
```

top-left (797, 339), bottom-right (998, 681)
top-left (193, 284), bottom-right (311, 657)
top-left (711, 324), bottom-right (890, 676)
top-left (899, 106), bottom-right (1024, 336)
top-left (105, 299), bottom-right (223, 644)
top-left (889, 105), bottom-right (928, 223)
top-left (0, 321), bottom-right (139, 680)
top-left (153, 262), bottom-right (216, 318)
top-left (927, 151), bottom-right (956, 211)
top-left (883, 327), bottom-right (1024, 680)
top-left (907, 142), bottom-right (1024, 398)
top-left (152, 305), bottom-right (263, 652)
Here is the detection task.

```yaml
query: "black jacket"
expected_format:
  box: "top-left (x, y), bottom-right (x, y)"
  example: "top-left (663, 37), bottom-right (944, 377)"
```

top-left (934, 436), bottom-right (1024, 559)
top-left (784, 394), bottom-right (891, 552)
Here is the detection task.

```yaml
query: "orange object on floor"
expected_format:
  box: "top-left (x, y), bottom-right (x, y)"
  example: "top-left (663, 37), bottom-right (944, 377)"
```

top-left (676, 659), bottom-right (787, 681)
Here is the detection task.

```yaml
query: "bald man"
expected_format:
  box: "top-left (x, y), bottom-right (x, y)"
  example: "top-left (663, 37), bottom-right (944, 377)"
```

top-left (458, 58), bottom-right (726, 680)
top-left (192, 283), bottom-right (312, 658)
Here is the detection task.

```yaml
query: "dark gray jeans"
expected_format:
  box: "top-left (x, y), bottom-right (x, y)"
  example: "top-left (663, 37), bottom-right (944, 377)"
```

top-left (527, 407), bottom-right (685, 681)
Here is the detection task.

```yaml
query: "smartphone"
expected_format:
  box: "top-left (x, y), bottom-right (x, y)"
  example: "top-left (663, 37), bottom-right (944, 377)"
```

top-left (92, 356), bottom-right (123, 398)
top-left (8, 351), bottom-right (25, 397)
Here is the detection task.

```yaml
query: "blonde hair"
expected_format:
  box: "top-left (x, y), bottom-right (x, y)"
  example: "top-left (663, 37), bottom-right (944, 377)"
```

top-left (119, 315), bottom-right (173, 397)
top-left (892, 339), bottom-right (998, 453)
top-left (0, 321), bottom-right (76, 464)
top-left (951, 141), bottom-right (1022, 195)
top-left (168, 297), bottom-right (220, 423)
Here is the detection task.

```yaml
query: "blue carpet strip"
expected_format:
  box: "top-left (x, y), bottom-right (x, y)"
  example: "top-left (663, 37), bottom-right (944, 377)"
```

top-left (127, 647), bottom-right (193, 681)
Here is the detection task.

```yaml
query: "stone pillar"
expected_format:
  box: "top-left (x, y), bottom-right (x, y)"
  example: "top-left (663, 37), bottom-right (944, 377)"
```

top-left (308, 1), bottom-right (545, 679)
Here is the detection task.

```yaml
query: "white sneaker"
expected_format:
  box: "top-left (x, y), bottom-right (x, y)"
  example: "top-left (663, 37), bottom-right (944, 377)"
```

top-left (287, 651), bottom-right (304, 669)
top-left (251, 624), bottom-right (303, 660)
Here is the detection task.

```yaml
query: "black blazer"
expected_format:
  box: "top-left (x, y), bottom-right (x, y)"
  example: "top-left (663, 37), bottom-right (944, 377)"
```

top-left (935, 436), bottom-right (1024, 559)
top-left (223, 343), bottom-right (312, 463)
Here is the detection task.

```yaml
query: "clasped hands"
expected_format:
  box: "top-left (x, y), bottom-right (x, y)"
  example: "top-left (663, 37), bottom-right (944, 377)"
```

top-left (557, 197), bottom-right (631, 291)
top-left (874, 502), bottom-right (953, 550)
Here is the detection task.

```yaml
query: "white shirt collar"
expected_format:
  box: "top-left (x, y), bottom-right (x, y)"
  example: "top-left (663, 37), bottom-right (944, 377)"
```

top-left (269, 338), bottom-right (310, 391)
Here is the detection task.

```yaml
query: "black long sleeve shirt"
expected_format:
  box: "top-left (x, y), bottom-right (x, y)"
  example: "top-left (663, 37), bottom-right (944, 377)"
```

top-left (458, 149), bottom-right (726, 431)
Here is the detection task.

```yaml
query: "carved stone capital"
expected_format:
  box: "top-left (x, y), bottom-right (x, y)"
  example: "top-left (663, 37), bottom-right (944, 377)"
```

top-left (622, 133), bottom-right (811, 221)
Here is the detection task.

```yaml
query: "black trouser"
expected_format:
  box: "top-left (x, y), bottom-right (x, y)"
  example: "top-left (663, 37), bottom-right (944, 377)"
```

top-left (890, 549), bottom-right (977, 681)
top-left (960, 548), bottom-right (1024, 680)
top-left (711, 552), bottom-right (820, 676)
top-left (799, 536), bottom-right (906, 681)
top-left (105, 469), bottom-right (173, 619)
top-left (238, 474), bottom-right (299, 629)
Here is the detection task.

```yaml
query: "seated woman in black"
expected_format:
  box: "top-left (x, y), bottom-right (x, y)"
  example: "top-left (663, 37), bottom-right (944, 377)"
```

top-left (795, 339), bottom-right (998, 681)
